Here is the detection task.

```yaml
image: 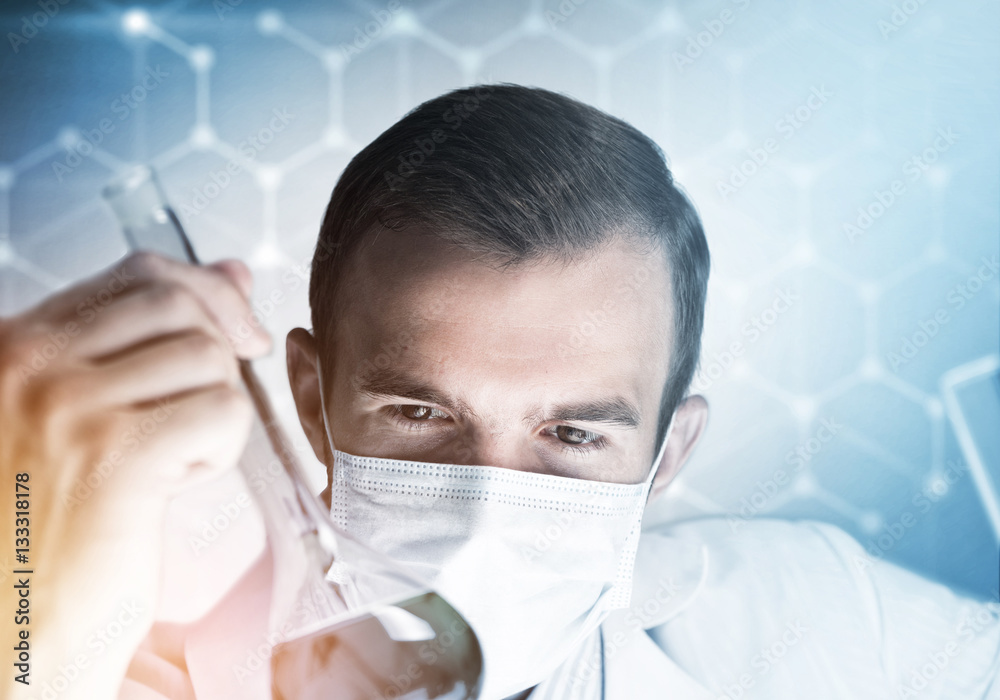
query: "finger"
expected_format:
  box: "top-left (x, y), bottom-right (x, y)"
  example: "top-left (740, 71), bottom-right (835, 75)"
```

top-left (122, 650), bottom-right (198, 700)
top-left (85, 330), bottom-right (239, 408)
top-left (25, 253), bottom-right (149, 322)
top-left (71, 281), bottom-right (238, 360)
top-left (208, 259), bottom-right (253, 300)
top-left (33, 252), bottom-right (271, 356)
top-left (113, 384), bottom-right (254, 489)
top-left (123, 253), bottom-right (272, 356)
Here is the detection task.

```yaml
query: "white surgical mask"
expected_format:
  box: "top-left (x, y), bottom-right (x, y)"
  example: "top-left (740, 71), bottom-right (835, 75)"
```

top-left (319, 379), bottom-right (671, 699)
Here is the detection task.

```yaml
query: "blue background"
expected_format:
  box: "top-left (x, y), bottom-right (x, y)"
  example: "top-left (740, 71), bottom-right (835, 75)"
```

top-left (1, 0), bottom-right (997, 598)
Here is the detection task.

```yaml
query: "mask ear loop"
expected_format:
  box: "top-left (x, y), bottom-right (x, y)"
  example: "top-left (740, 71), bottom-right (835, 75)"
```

top-left (316, 357), bottom-right (338, 483)
top-left (315, 361), bottom-right (338, 456)
top-left (596, 413), bottom-right (679, 617)
top-left (631, 408), bottom-right (711, 625)
top-left (643, 414), bottom-right (677, 492)
top-left (562, 411), bottom-right (679, 672)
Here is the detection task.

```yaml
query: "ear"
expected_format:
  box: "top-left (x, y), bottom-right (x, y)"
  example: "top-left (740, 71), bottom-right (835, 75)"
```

top-left (286, 328), bottom-right (331, 470)
top-left (648, 395), bottom-right (708, 503)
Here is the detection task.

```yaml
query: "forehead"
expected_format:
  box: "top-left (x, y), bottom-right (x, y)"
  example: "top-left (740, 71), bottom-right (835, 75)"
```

top-left (332, 229), bottom-right (673, 410)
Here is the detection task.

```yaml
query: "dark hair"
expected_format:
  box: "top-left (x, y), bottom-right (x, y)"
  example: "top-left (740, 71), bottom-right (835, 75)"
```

top-left (310, 84), bottom-right (709, 446)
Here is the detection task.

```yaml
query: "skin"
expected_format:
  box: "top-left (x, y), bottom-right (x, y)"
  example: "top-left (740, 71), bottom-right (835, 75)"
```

top-left (1, 230), bottom-right (707, 699)
top-left (0, 252), bottom-right (270, 700)
top-left (284, 230), bottom-right (709, 700)
top-left (286, 228), bottom-right (708, 510)
top-left (285, 230), bottom-right (709, 700)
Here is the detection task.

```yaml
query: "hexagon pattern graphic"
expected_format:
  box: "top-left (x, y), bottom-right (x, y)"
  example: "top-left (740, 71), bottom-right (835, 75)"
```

top-left (0, 0), bottom-right (997, 597)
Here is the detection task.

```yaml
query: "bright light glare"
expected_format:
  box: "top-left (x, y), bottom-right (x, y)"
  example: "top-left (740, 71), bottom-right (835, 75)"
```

top-left (122, 8), bottom-right (151, 35)
top-left (189, 45), bottom-right (215, 71)
top-left (256, 10), bottom-right (283, 35)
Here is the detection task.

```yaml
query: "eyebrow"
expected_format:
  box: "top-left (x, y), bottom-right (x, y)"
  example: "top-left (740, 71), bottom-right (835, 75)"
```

top-left (357, 367), bottom-right (640, 430)
top-left (542, 397), bottom-right (641, 429)
top-left (356, 368), bottom-right (473, 417)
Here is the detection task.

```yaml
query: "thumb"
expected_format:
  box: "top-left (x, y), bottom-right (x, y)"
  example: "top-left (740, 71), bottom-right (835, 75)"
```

top-left (208, 259), bottom-right (253, 300)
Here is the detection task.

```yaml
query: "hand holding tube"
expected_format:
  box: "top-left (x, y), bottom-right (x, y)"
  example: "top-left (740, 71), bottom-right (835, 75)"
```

top-left (0, 252), bottom-right (269, 699)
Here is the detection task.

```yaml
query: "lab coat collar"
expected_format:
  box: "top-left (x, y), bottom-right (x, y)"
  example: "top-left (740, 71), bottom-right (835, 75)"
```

top-left (601, 607), bottom-right (717, 700)
top-left (529, 524), bottom-right (714, 699)
top-left (627, 525), bottom-right (711, 629)
top-left (602, 524), bottom-right (715, 698)
top-left (527, 609), bottom-right (717, 700)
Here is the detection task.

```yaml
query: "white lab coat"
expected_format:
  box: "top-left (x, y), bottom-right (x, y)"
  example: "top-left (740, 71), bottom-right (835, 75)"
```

top-left (530, 518), bottom-right (1000, 699)
top-left (124, 518), bottom-right (1000, 698)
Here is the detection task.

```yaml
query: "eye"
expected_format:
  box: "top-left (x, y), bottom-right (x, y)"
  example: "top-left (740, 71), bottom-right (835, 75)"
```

top-left (396, 404), bottom-right (448, 421)
top-left (553, 425), bottom-right (601, 446)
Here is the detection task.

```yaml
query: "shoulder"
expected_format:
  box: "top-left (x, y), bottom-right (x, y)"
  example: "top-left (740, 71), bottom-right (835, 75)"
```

top-left (639, 516), bottom-right (859, 562)
top-left (627, 519), bottom-right (881, 695)
top-left (632, 517), bottom-right (1000, 699)
top-left (635, 517), bottom-right (869, 601)
top-left (631, 517), bottom-right (873, 630)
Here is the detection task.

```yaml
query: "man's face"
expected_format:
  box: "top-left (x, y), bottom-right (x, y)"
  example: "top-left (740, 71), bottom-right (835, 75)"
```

top-left (320, 229), bottom-right (674, 484)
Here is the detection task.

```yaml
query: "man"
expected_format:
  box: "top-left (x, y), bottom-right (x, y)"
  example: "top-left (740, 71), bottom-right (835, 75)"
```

top-left (3, 85), bottom-right (998, 699)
